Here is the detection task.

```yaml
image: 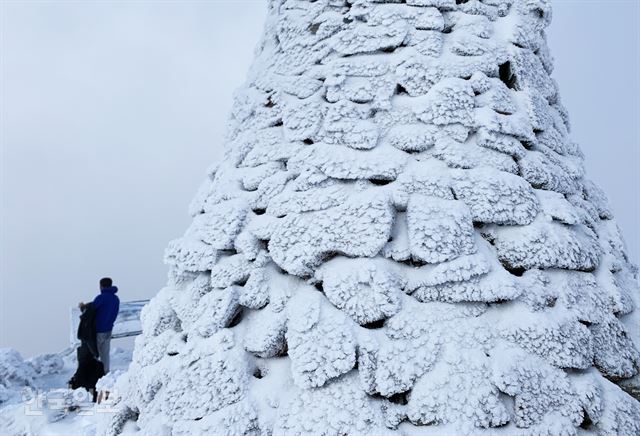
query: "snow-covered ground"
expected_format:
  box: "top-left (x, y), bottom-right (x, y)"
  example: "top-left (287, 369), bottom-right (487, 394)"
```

top-left (0, 347), bottom-right (133, 436)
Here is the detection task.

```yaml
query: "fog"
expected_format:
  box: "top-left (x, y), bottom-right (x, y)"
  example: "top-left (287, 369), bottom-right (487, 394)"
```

top-left (1, 1), bottom-right (638, 357)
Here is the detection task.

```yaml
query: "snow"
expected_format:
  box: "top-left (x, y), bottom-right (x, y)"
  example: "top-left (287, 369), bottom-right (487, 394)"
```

top-left (288, 142), bottom-right (408, 180)
top-left (316, 257), bottom-right (403, 325)
top-left (274, 371), bottom-right (395, 436)
top-left (286, 288), bottom-right (357, 388)
top-left (0, 349), bottom-right (37, 405)
top-left (268, 191), bottom-right (395, 276)
top-left (243, 305), bottom-right (288, 358)
top-left (406, 195), bottom-right (477, 263)
top-left (450, 167), bottom-right (540, 225)
top-left (485, 217), bottom-right (602, 271)
top-left (413, 78), bottom-right (476, 126)
top-left (0, 347), bottom-right (132, 436)
top-left (11, 0), bottom-right (635, 435)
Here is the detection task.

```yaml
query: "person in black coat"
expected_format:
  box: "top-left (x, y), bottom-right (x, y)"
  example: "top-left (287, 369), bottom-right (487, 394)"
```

top-left (68, 303), bottom-right (104, 401)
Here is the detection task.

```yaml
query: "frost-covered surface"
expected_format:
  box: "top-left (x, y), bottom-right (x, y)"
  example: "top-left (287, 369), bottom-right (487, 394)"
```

top-left (111, 0), bottom-right (640, 434)
top-left (0, 347), bottom-right (132, 436)
top-left (0, 348), bottom-right (65, 406)
top-left (0, 349), bottom-right (37, 405)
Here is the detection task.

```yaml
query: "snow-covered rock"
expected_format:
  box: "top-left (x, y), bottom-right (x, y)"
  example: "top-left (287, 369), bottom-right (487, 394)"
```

top-left (106, 0), bottom-right (640, 434)
top-left (0, 349), bottom-right (36, 404)
top-left (0, 347), bottom-right (133, 436)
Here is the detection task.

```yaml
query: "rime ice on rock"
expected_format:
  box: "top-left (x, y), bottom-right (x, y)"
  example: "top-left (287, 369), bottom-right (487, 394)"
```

top-left (0, 349), bottom-right (64, 405)
top-left (106, 0), bottom-right (640, 434)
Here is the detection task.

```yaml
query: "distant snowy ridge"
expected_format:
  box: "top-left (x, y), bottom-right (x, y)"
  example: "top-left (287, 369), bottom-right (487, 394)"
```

top-left (102, 0), bottom-right (640, 435)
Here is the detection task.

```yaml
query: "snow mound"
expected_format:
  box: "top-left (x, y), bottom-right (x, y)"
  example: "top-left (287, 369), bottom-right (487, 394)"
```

top-left (0, 349), bottom-right (36, 404)
top-left (0, 349), bottom-right (64, 406)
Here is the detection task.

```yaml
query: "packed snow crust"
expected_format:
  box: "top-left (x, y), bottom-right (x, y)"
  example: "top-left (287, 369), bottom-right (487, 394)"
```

top-left (106, 0), bottom-right (640, 434)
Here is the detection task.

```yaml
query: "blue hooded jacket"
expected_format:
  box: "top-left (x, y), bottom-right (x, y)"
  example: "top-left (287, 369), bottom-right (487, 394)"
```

top-left (92, 286), bottom-right (120, 333)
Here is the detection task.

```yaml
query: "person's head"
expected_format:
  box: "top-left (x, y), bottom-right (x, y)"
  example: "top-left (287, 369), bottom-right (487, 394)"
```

top-left (99, 277), bottom-right (113, 289)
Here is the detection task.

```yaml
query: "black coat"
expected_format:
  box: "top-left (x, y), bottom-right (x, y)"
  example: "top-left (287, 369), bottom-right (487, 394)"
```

top-left (69, 304), bottom-right (104, 400)
top-left (77, 304), bottom-right (96, 342)
top-left (69, 343), bottom-right (104, 401)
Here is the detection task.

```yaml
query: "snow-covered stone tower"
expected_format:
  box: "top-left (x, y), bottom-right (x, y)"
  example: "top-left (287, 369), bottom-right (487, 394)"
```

top-left (109, 0), bottom-right (640, 434)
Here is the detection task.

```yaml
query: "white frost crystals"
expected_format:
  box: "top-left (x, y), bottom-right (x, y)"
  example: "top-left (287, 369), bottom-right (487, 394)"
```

top-left (0, 349), bottom-right (64, 405)
top-left (104, 1), bottom-right (640, 435)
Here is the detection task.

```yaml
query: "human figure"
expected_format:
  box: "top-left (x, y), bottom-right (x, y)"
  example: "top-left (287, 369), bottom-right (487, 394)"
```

top-left (69, 303), bottom-right (104, 400)
top-left (79, 277), bottom-right (120, 373)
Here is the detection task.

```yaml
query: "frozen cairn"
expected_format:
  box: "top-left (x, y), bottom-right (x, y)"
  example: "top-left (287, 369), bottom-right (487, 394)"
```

top-left (109, 0), bottom-right (640, 434)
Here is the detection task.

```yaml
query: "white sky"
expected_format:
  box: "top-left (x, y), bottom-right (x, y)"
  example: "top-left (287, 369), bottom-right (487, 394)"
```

top-left (1, 1), bottom-right (639, 357)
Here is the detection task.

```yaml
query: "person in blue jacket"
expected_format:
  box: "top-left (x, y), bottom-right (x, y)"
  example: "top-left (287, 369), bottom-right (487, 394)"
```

top-left (79, 277), bottom-right (120, 373)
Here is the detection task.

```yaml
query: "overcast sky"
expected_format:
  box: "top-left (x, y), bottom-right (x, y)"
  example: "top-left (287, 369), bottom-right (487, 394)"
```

top-left (1, 1), bottom-right (638, 357)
